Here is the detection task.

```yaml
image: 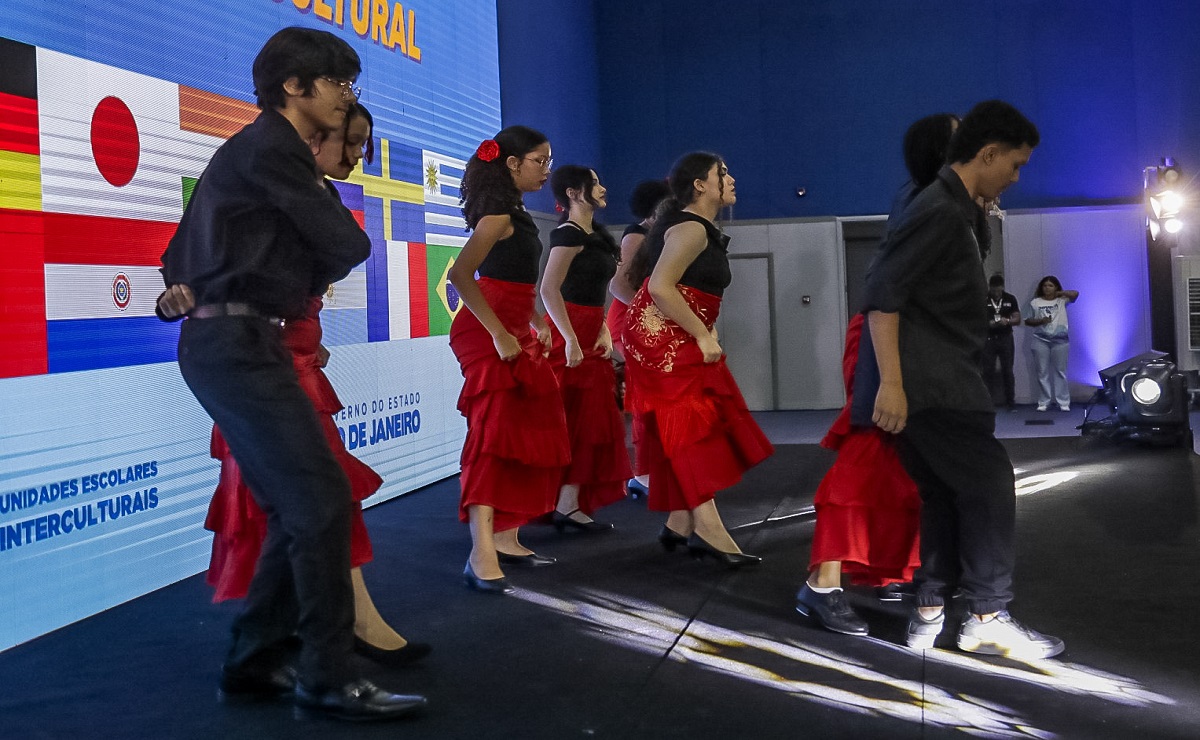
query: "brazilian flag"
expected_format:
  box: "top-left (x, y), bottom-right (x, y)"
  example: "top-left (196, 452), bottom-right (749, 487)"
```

top-left (425, 243), bottom-right (463, 335)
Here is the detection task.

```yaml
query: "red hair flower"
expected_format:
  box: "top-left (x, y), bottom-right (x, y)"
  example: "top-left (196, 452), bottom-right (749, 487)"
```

top-left (476, 139), bottom-right (500, 162)
top-left (555, 203), bottom-right (565, 213)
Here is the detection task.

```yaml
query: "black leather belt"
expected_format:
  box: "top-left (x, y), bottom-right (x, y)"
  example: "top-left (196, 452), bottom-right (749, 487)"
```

top-left (189, 302), bottom-right (284, 327)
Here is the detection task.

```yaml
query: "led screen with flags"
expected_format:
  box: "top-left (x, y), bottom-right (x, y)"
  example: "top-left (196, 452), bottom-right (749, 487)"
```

top-left (0, 0), bottom-right (497, 650)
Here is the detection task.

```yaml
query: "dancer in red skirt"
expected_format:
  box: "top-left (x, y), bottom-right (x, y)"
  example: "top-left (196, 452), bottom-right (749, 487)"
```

top-left (540, 165), bottom-right (633, 532)
top-left (623, 152), bottom-right (774, 568)
top-left (194, 104), bottom-right (429, 664)
top-left (795, 113), bottom-right (956, 636)
top-left (608, 180), bottom-right (671, 499)
top-left (447, 126), bottom-right (570, 594)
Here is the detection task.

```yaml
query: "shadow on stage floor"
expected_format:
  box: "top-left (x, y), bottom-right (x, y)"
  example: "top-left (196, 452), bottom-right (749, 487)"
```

top-left (1, 434), bottom-right (1198, 739)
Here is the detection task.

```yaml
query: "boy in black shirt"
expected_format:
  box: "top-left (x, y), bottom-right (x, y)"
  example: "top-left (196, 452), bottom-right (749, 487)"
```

top-left (160, 27), bottom-right (426, 720)
top-left (981, 273), bottom-right (1021, 411)
top-left (862, 100), bottom-right (1064, 659)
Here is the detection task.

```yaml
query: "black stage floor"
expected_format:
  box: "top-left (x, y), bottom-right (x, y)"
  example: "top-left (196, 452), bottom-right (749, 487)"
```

top-left (2, 432), bottom-right (1198, 739)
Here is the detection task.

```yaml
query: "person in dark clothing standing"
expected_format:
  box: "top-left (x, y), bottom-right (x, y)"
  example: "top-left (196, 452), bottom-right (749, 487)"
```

top-left (158, 27), bottom-right (427, 721)
top-left (860, 100), bottom-right (1064, 659)
top-left (980, 273), bottom-right (1021, 411)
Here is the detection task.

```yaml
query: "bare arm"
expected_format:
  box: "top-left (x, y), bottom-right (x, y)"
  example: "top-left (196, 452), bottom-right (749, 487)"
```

top-left (540, 244), bottom-right (584, 367)
top-left (447, 214), bottom-right (521, 361)
top-left (648, 221), bottom-right (722, 363)
top-left (609, 231), bottom-right (645, 304)
top-left (1059, 289), bottom-right (1079, 303)
top-left (868, 310), bottom-right (907, 433)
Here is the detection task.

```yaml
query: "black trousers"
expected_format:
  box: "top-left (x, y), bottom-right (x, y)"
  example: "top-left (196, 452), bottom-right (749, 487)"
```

top-left (980, 332), bottom-right (1015, 406)
top-left (178, 316), bottom-right (354, 688)
top-left (897, 409), bottom-right (1015, 615)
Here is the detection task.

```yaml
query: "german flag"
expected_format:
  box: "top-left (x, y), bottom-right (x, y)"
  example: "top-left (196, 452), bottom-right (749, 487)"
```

top-left (0, 37), bottom-right (46, 378)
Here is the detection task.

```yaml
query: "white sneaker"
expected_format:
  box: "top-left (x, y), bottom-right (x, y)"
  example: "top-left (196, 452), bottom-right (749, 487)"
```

top-left (957, 611), bottom-right (1065, 659)
top-left (1059, 404), bottom-right (1070, 412)
top-left (1035, 404), bottom-right (1048, 412)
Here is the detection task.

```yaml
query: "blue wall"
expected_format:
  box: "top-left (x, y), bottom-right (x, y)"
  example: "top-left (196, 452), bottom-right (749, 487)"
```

top-left (497, 0), bottom-right (602, 215)
top-left (501, 0), bottom-right (1200, 223)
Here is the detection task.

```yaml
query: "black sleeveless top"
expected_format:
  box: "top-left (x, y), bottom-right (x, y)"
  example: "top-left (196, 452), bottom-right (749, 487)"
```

top-left (647, 210), bottom-right (731, 297)
top-left (476, 208), bottom-right (542, 284)
top-left (549, 222), bottom-right (619, 307)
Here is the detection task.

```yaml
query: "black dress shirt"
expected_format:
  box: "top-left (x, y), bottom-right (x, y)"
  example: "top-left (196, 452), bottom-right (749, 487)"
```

top-left (853, 165), bottom-right (992, 420)
top-left (160, 109), bottom-right (370, 319)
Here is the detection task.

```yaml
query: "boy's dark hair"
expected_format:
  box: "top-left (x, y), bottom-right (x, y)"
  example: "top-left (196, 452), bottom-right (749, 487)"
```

top-left (902, 113), bottom-right (959, 188)
top-left (989, 273), bottom-right (1005, 288)
top-left (460, 125), bottom-right (549, 229)
top-left (252, 27), bottom-right (361, 111)
top-left (629, 179), bottom-right (672, 220)
top-left (948, 100), bottom-right (1040, 164)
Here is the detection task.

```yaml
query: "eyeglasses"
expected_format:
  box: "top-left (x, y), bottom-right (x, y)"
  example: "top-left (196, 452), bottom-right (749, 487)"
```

top-left (320, 76), bottom-right (362, 100)
top-left (523, 156), bottom-right (553, 172)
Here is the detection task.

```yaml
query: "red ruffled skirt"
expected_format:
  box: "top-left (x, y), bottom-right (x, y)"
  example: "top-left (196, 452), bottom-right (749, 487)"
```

top-left (809, 314), bottom-right (920, 586)
top-left (449, 278), bottom-right (570, 531)
top-left (547, 302), bottom-right (632, 514)
top-left (622, 282), bottom-right (773, 511)
top-left (204, 298), bottom-right (380, 603)
top-left (605, 298), bottom-right (629, 357)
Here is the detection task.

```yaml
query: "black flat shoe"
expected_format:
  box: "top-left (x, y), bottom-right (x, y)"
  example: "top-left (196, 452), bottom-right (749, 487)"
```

top-left (657, 526), bottom-right (689, 552)
top-left (685, 533), bottom-right (762, 569)
top-left (294, 678), bottom-right (427, 722)
top-left (353, 637), bottom-right (432, 667)
top-left (496, 551), bottom-right (557, 567)
top-left (552, 509), bottom-right (615, 533)
top-left (462, 563), bottom-right (514, 594)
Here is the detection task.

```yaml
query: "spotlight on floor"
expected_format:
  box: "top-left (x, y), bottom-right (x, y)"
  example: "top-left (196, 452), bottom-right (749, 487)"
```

top-left (1082, 351), bottom-right (1192, 446)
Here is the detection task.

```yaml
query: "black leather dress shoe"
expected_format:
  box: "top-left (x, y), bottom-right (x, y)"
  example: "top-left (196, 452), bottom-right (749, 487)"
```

top-left (795, 582), bottom-right (869, 636)
top-left (497, 551), bottom-right (557, 567)
top-left (685, 533), bottom-right (762, 569)
top-left (218, 663), bottom-right (297, 701)
top-left (294, 679), bottom-right (427, 722)
top-left (552, 509), bottom-right (615, 533)
top-left (463, 562), bottom-right (514, 594)
top-left (657, 526), bottom-right (689, 552)
top-left (353, 637), bottom-right (432, 667)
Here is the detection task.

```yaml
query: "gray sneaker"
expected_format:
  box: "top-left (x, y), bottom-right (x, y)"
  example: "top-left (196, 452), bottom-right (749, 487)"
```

top-left (957, 611), bottom-right (1065, 659)
top-left (905, 609), bottom-right (944, 649)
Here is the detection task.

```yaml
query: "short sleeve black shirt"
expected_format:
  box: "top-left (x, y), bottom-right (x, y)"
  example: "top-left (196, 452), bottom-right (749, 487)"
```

top-left (549, 222), bottom-right (619, 306)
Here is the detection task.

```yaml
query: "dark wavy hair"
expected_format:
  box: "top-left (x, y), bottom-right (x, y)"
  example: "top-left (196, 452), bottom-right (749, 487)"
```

top-left (550, 164), bottom-right (618, 257)
top-left (460, 125), bottom-right (548, 230)
top-left (252, 27), bottom-right (360, 111)
top-left (1035, 275), bottom-right (1063, 298)
top-left (903, 113), bottom-right (959, 188)
top-left (551, 164), bottom-right (603, 220)
top-left (947, 100), bottom-right (1040, 164)
top-left (627, 152), bottom-right (724, 288)
top-left (347, 102), bottom-right (375, 164)
top-left (629, 179), bottom-right (672, 220)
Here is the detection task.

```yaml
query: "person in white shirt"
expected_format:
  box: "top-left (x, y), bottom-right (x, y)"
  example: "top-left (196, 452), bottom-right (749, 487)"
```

top-left (1024, 275), bottom-right (1079, 411)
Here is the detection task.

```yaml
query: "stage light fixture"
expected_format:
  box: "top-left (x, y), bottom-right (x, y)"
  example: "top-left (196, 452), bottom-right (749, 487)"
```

top-left (1086, 351), bottom-right (1192, 446)
top-left (1144, 158), bottom-right (1185, 241)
